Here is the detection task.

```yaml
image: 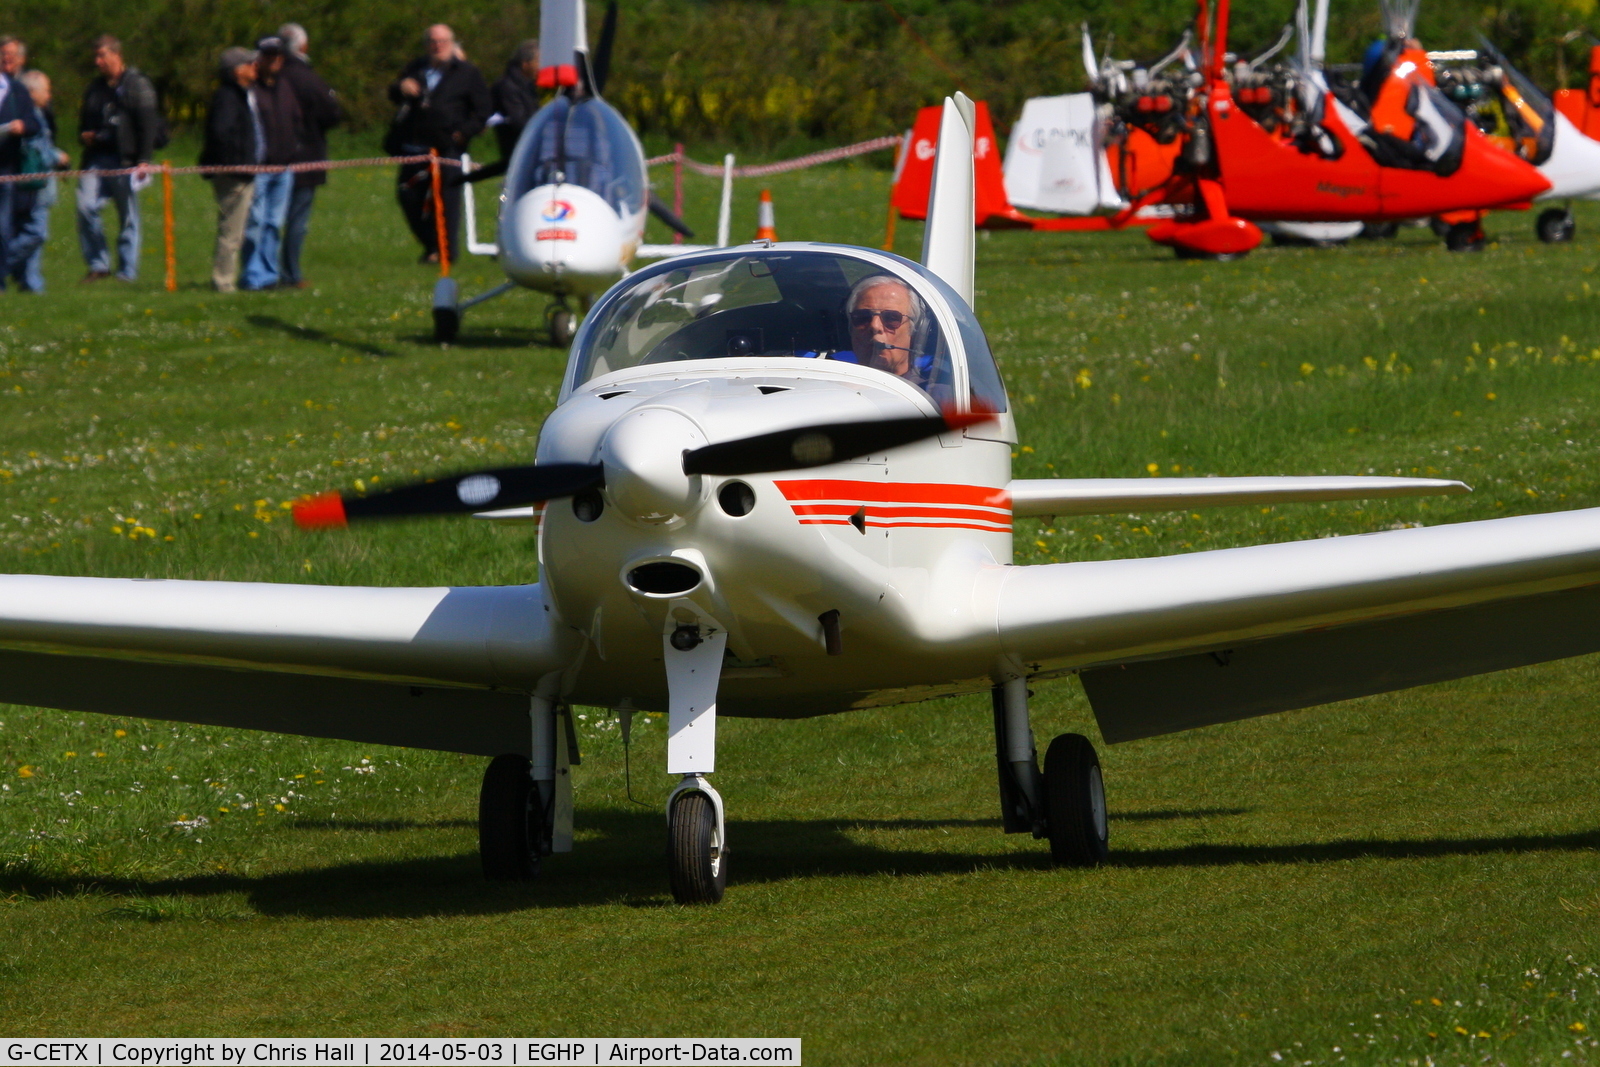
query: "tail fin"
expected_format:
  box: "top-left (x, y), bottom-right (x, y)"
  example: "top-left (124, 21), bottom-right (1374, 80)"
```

top-left (538, 0), bottom-right (589, 89)
top-left (921, 92), bottom-right (976, 309)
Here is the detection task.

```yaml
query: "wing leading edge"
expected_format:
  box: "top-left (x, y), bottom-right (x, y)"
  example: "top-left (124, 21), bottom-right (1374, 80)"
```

top-left (990, 507), bottom-right (1600, 742)
top-left (0, 576), bottom-right (578, 756)
top-left (1008, 475), bottom-right (1468, 517)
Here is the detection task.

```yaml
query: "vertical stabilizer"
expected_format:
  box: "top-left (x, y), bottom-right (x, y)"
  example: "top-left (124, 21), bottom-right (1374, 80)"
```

top-left (1309, 0), bottom-right (1329, 63)
top-left (539, 0), bottom-right (589, 88)
top-left (921, 93), bottom-right (976, 309)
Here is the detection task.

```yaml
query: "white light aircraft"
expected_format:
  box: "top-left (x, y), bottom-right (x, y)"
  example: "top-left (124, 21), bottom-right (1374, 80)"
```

top-left (6, 95), bottom-right (1600, 904)
top-left (432, 0), bottom-right (707, 348)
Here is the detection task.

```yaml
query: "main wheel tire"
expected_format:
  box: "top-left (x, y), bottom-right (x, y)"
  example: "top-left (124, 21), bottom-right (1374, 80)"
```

top-left (1537, 207), bottom-right (1576, 244)
top-left (1444, 222), bottom-right (1485, 253)
top-left (668, 791), bottom-right (726, 904)
top-left (479, 753), bottom-right (541, 881)
top-left (1429, 217), bottom-right (1452, 238)
top-left (1359, 221), bottom-right (1399, 240)
top-left (433, 306), bottom-right (460, 343)
top-left (550, 308), bottom-right (576, 346)
top-left (1175, 246), bottom-right (1248, 262)
top-left (1043, 733), bottom-right (1109, 867)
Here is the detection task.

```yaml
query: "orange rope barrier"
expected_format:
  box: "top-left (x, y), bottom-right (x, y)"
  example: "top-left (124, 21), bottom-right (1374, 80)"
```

top-left (162, 162), bottom-right (176, 293)
top-left (430, 149), bottom-right (450, 278)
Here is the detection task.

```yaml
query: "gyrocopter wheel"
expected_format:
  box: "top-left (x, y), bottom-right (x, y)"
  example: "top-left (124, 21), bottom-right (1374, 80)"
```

top-left (668, 790), bottom-right (725, 904)
top-left (549, 307), bottom-right (576, 347)
top-left (479, 753), bottom-right (543, 880)
top-left (1043, 733), bottom-right (1109, 867)
top-left (1537, 207), bottom-right (1576, 244)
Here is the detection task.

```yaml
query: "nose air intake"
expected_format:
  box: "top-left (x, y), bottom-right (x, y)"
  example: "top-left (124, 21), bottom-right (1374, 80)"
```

top-left (626, 561), bottom-right (703, 595)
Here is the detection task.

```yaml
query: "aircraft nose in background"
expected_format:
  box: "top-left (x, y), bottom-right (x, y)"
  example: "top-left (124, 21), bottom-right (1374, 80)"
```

top-left (600, 408), bottom-right (709, 524)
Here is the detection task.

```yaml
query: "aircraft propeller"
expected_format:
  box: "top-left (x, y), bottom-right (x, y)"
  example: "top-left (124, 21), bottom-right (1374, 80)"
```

top-left (294, 410), bottom-right (990, 527)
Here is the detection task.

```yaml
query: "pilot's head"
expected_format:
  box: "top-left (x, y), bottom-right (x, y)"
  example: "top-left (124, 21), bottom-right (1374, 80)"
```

top-left (847, 275), bottom-right (924, 379)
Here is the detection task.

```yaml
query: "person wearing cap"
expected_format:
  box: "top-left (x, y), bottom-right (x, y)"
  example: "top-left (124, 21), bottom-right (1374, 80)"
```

top-left (386, 24), bottom-right (490, 263)
top-left (76, 35), bottom-right (159, 283)
top-left (199, 47), bottom-right (261, 293)
top-left (275, 23), bottom-right (343, 289)
top-left (239, 36), bottom-right (303, 291)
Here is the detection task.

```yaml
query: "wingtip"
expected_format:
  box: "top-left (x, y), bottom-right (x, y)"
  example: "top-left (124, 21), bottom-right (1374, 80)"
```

top-left (293, 492), bottom-right (347, 529)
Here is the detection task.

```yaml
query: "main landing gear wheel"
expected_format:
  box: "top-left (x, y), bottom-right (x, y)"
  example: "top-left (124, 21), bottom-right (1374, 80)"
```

top-left (1537, 207), bottom-right (1577, 244)
top-left (1444, 222), bottom-right (1485, 253)
top-left (549, 307), bottom-right (576, 347)
top-left (479, 753), bottom-right (543, 880)
top-left (667, 790), bottom-right (725, 904)
top-left (1043, 733), bottom-right (1109, 867)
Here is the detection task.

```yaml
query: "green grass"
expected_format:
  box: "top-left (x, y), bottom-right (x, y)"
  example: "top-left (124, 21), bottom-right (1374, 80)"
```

top-left (1, 136), bottom-right (1599, 1063)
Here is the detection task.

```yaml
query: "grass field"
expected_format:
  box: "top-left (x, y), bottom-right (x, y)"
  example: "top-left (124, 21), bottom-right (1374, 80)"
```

top-left (1, 134), bottom-right (1599, 1064)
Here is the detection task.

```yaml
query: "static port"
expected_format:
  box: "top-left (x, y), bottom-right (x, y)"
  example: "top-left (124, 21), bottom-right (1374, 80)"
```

top-left (573, 489), bottom-right (604, 522)
top-left (718, 480), bottom-right (756, 517)
top-left (626, 561), bottom-right (702, 595)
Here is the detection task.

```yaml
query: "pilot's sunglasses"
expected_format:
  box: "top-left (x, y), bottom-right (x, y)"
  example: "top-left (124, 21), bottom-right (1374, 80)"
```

top-left (849, 309), bottom-right (911, 330)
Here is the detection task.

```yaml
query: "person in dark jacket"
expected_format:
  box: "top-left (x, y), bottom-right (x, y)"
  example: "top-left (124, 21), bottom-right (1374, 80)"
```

top-left (0, 48), bottom-right (43, 293)
top-left (76, 35), bottom-right (158, 282)
top-left (387, 24), bottom-right (491, 263)
top-left (490, 39), bottom-right (540, 160)
top-left (199, 47), bottom-right (261, 292)
top-left (276, 23), bottom-right (343, 288)
top-left (239, 37), bottom-right (302, 291)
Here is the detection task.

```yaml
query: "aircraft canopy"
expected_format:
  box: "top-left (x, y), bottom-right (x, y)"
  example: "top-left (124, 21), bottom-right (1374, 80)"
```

top-left (506, 96), bottom-right (647, 218)
top-left (571, 249), bottom-right (1008, 411)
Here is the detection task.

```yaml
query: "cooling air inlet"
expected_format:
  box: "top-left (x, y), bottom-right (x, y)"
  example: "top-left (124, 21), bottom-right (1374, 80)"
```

top-left (626, 561), bottom-right (703, 596)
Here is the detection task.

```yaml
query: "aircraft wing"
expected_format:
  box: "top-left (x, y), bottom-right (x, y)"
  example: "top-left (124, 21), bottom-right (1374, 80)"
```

top-left (0, 576), bottom-right (575, 756)
top-left (1008, 475), bottom-right (1468, 517)
top-left (989, 508), bottom-right (1600, 742)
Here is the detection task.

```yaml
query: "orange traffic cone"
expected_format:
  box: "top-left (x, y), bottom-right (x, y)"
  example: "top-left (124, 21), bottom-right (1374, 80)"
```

top-left (753, 188), bottom-right (778, 242)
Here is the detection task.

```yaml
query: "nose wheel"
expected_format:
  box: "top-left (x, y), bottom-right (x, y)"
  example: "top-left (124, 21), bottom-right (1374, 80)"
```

top-left (1537, 207), bottom-right (1577, 244)
top-left (668, 785), bottom-right (726, 904)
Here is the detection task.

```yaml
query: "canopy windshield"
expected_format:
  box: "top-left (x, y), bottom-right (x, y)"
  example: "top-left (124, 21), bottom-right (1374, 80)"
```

top-left (573, 250), bottom-right (1009, 409)
top-left (506, 97), bottom-right (647, 216)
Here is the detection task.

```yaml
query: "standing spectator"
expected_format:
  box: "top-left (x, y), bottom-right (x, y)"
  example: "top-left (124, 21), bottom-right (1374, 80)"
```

top-left (276, 23), bottom-right (343, 289)
top-left (238, 37), bottom-right (301, 291)
top-left (386, 24), bottom-right (490, 263)
top-left (7, 71), bottom-right (68, 293)
top-left (77, 35), bottom-right (159, 283)
top-left (0, 39), bottom-right (41, 291)
top-left (0, 35), bottom-right (25, 78)
top-left (199, 47), bottom-right (260, 293)
top-left (490, 39), bottom-right (540, 160)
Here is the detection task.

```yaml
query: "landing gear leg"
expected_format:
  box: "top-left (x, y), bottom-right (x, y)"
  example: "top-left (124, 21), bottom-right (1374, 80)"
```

top-left (1043, 733), bottom-right (1109, 867)
top-left (991, 678), bottom-right (1044, 835)
top-left (663, 621), bottom-right (729, 904)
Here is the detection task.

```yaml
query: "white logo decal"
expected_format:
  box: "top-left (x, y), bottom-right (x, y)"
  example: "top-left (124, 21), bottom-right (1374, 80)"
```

top-left (457, 474), bottom-right (502, 506)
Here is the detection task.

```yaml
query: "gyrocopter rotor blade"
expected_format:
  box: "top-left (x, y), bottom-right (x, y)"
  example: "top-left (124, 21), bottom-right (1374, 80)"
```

top-left (592, 0), bottom-right (619, 95)
top-left (293, 464), bottom-right (604, 528)
top-left (682, 411), bottom-right (992, 476)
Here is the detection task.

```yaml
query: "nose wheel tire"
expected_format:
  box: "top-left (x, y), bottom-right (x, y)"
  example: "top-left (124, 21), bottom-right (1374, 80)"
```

top-left (1043, 733), bottom-right (1109, 867)
top-left (1537, 208), bottom-right (1577, 244)
top-left (549, 307), bottom-right (576, 347)
top-left (668, 790), bottom-right (726, 904)
top-left (479, 753), bottom-right (544, 880)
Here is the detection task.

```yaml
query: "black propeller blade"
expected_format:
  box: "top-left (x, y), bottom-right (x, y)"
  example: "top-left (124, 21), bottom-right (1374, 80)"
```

top-left (294, 464), bottom-right (603, 528)
top-left (593, 0), bottom-right (619, 94)
top-left (681, 411), bottom-right (992, 476)
top-left (454, 158), bottom-right (509, 186)
top-left (648, 191), bottom-right (696, 239)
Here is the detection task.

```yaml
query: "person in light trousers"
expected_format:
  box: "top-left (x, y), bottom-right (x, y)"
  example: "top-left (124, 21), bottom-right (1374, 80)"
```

top-left (200, 48), bottom-right (261, 292)
top-left (239, 36), bottom-right (301, 291)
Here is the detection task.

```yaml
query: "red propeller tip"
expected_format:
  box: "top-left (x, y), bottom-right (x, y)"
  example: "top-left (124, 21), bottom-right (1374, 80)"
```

top-left (942, 407), bottom-right (997, 431)
top-left (293, 493), bottom-right (347, 529)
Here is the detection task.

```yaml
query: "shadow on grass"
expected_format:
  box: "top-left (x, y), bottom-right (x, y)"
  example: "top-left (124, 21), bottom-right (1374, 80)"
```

top-left (246, 315), bottom-right (396, 358)
top-left (1113, 808), bottom-right (1252, 822)
top-left (399, 330), bottom-right (552, 349)
top-left (286, 817), bottom-right (477, 833)
top-left (4, 812), bottom-right (1597, 918)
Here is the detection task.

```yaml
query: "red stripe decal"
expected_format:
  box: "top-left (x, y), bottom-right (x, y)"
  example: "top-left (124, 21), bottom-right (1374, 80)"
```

top-left (775, 479), bottom-right (1011, 508)
top-left (790, 503), bottom-right (1010, 522)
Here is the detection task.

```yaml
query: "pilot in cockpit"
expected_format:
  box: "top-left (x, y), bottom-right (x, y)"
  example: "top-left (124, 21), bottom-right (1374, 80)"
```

top-left (839, 275), bottom-right (938, 393)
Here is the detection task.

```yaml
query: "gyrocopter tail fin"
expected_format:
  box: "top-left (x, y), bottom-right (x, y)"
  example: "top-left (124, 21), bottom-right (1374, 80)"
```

top-left (921, 92), bottom-right (976, 309)
top-left (538, 0), bottom-right (589, 89)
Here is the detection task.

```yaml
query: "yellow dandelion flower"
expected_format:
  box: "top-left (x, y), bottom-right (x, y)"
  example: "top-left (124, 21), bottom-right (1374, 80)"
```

top-left (1146, 462), bottom-right (1160, 475)
top-left (1572, 1022), bottom-right (1588, 1033)
top-left (1486, 392), bottom-right (1497, 401)
top-left (274, 803), bottom-right (286, 812)
top-left (1454, 1026), bottom-right (1469, 1036)
top-left (17, 766), bottom-right (33, 778)
top-left (114, 729), bottom-right (127, 738)
top-left (63, 751), bottom-right (76, 759)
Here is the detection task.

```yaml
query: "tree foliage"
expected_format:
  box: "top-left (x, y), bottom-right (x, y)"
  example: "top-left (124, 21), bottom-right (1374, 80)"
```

top-left (5, 0), bottom-right (1598, 150)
